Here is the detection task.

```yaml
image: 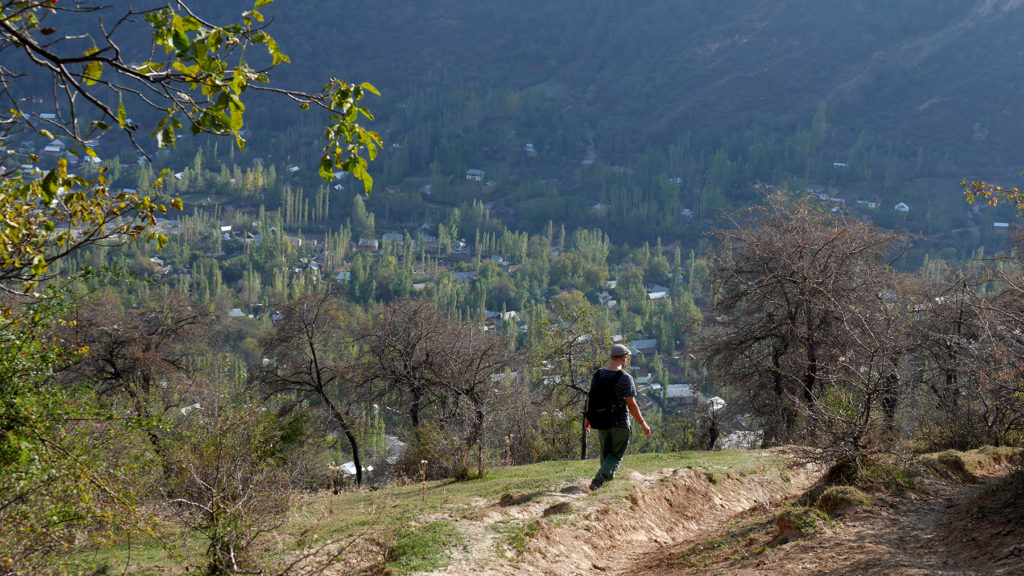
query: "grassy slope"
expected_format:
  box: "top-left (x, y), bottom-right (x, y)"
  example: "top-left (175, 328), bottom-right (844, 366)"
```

top-left (82, 450), bottom-right (780, 575)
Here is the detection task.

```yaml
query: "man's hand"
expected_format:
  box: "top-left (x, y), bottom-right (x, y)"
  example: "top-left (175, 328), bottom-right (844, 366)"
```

top-left (584, 418), bottom-right (591, 433)
top-left (640, 421), bottom-right (651, 436)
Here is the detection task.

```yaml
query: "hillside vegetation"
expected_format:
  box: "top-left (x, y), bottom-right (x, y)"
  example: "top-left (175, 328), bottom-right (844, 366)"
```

top-left (5, 2), bottom-right (1024, 575)
top-left (81, 447), bottom-right (1023, 576)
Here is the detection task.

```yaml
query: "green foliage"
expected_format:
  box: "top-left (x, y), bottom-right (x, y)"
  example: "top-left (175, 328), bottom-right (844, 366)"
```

top-left (0, 161), bottom-right (174, 300)
top-left (163, 400), bottom-right (292, 575)
top-left (0, 0), bottom-right (379, 301)
top-left (0, 287), bottom-right (153, 574)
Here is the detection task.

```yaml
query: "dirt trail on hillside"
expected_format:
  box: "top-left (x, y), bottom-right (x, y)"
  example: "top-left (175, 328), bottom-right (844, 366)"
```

top-left (632, 466), bottom-right (1024, 576)
top-left (418, 455), bottom-right (819, 576)
top-left (415, 457), bottom-right (1024, 576)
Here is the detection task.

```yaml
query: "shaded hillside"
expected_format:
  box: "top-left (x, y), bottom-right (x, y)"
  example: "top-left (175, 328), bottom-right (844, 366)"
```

top-left (259, 0), bottom-right (1024, 176)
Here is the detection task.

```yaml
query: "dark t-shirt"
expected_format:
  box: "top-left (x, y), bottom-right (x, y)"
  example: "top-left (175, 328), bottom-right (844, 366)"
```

top-left (595, 368), bottom-right (636, 428)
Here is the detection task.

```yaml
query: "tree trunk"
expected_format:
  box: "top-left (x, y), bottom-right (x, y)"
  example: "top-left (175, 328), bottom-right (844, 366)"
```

top-left (343, 426), bottom-right (363, 487)
top-left (803, 343), bottom-right (818, 405)
top-left (321, 393), bottom-right (362, 486)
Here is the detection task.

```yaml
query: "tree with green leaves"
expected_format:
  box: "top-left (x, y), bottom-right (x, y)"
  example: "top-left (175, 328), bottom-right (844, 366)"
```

top-left (0, 0), bottom-right (380, 303)
top-left (0, 1), bottom-right (379, 571)
top-left (534, 291), bottom-right (610, 460)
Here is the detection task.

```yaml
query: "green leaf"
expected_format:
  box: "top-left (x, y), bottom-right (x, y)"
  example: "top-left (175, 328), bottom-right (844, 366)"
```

top-left (319, 155), bottom-right (334, 181)
top-left (84, 60), bottom-right (103, 85)
top-left (40, 169), bottom-right (60, 204)
top-left (228, 96), bottom-right (245, 131)
top-left (133, 61), bottom-right (164, 74)
top-left (117, 101), bottom-right (127, 128)
top-left (255, 0), bottom-right (274, 7)
top-left (156, 124), bottom-right (176, 148)
top-left (171, 29), bottom-right (191, 52)
top-left (31, 255), bottom-right (47, 277)
top-left (360, 82), bottom-right (381, 96)
top-left (89, 120), bottom-right (111, 131)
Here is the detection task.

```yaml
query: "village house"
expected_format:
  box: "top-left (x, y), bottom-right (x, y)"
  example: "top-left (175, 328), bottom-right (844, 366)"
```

top-left (894, 202), bottom-right (910, 213)
top-left (703, 395), bottom-right (727, 412)
top-left (630, 339), bottom-right (659, 356)
top-left (647, 284), bottom-right (670, 301)
top-left (633, 368), bottom-right (652, 385)
top-left (485, 310), bottom-right (519, 327)
top-left (357, 238), bottom-right (379, 251)
top-left (665, 384), bottom-right (697, 406)
top-left (466, 168), bottom-right (485, 181)
top-left (43, 139), bottom-right (66, 154)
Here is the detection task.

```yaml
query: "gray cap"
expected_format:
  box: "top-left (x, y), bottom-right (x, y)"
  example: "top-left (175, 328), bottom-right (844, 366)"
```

top-left (610, 343), bottom-right (631, 357)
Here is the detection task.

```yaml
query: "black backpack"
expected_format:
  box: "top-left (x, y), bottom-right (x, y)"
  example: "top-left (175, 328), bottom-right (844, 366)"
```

top-left (585, 369), bottom-right (624, 430)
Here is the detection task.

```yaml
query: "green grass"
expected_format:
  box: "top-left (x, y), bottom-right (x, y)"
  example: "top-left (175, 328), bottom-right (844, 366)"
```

top-left (493, 519), bottom-right (543, 559)
top-left (383, 521), bottom-right (465, 576)
top-left (66, 450), bottom-right (777, 575)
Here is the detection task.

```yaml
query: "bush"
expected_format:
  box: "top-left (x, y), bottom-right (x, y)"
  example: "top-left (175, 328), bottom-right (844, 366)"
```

top-left (769, 506), bottom-right (827, 547)
top-left (163, 399), bottom-right (292, 574)
top-left (816, 485), bottom-right (870, 517)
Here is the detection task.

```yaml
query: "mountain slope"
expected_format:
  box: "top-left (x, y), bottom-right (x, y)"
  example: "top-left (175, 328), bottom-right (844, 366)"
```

top-left (266, 0), bottom-right (1024, 174)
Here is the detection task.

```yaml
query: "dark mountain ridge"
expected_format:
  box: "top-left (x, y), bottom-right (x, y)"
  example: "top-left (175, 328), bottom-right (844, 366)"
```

top-left (267, 0), bottom-right (1024, 177)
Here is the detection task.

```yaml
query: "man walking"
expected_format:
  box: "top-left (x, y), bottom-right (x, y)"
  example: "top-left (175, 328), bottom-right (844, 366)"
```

top-left (585, 344), bottom-right (651, 490)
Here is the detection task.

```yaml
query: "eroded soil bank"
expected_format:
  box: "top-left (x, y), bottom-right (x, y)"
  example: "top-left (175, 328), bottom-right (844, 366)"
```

top-left (421, 450), bottom-right (1023, 576)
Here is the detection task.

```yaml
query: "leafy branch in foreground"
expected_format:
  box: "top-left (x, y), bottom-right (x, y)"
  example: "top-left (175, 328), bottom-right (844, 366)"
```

top-left (962, 179), bottom-right (1024, 213)
top-left (0, 0), bottom-right (380, 303)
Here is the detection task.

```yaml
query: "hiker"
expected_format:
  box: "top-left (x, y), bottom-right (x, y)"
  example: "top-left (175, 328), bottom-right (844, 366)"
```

top-left (585, 343), bottom-right (651, 490)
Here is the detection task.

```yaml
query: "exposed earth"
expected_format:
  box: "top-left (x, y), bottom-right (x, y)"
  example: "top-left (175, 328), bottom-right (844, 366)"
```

top-left (415, 451), bottom-right (1024, 576)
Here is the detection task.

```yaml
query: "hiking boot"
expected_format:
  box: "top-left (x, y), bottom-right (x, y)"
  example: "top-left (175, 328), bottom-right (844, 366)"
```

top-left (589, 476), bottom-right (605, 491)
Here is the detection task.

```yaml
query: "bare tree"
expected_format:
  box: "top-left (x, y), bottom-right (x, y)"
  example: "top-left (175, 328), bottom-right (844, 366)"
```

top-left (162, 392), bottom-right (292, 576)
top-left (701, 193), bottom-right (909, 458)
top-left (354, 299), bottom-right (445, 430)
top-left (354, 298), bottom-right (519, 479)
top-left (59, 288), bottom-right (213, 460)
top-left (259, 291), bottom-right (366, 485)
top-left (906, 245), bottom-right (1024, 448)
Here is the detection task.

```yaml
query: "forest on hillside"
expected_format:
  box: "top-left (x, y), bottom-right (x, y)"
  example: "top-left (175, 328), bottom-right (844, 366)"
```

top-left (2, 1), bottom-right (1024, 574)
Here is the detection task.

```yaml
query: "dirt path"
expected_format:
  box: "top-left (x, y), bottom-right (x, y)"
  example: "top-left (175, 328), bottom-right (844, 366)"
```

top-left (633, 467), bottom-right (1024, 576)
top-left (420, 459), bottom-right (820, 576)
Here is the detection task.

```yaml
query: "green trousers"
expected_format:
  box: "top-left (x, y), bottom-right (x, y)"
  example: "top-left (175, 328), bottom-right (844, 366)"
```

top-left (595, 426), bottom-right (632, 482)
